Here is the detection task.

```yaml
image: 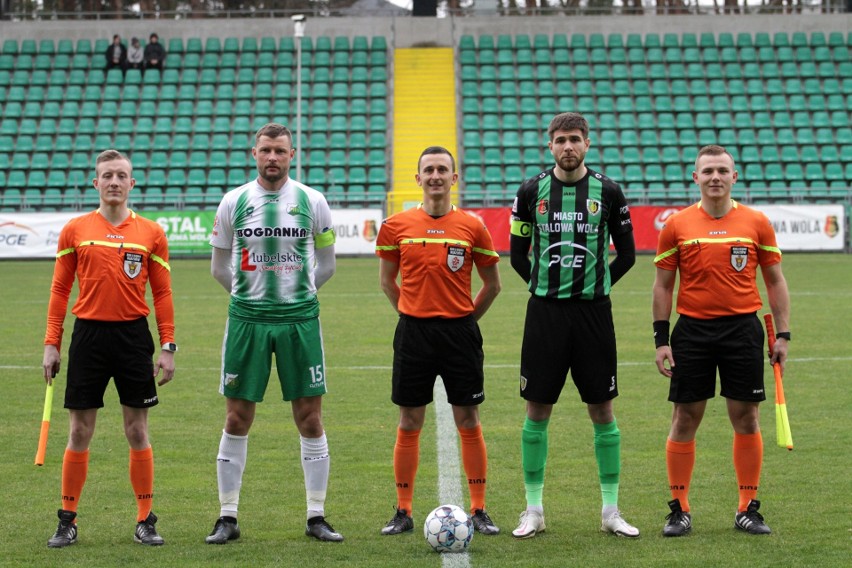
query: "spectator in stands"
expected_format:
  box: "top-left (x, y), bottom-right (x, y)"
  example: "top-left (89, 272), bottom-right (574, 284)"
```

top-left (126, 37), bottom-right (144, 73)
top-left (143, 33), bottom-right (166, 72)
top-left (105, 34), bottom-right (127, 72)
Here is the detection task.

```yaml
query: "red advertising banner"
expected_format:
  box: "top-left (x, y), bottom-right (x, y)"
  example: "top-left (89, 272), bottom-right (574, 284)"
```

top-left (466, 207), bottom-right (512, 253)
top-left (628, 206), bottom-right (686, 252)
top-left (469, 204), bottom-right (847, 254)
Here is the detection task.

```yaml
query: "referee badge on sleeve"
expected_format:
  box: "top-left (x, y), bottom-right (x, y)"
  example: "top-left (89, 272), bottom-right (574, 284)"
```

top-left (123, 252), bottom-right (143, 279)
top-left (447, 246), bottom-right (465, 272)
top-left (730, 246), bottom-right (748, 272)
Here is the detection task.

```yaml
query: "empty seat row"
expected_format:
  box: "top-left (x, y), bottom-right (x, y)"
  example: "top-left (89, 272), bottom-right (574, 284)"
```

top-left (1, 98), bottom-right (388, 122)
top-left (459, 31), bottom-right (849, 51)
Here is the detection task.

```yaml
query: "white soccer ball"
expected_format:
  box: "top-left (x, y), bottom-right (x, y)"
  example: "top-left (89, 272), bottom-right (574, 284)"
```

top-left (423, 504), bottom-right (474, 553)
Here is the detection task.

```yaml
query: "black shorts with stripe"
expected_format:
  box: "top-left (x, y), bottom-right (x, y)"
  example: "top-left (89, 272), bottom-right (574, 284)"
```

top-left (669, 313), bottom-right (766, 403)
top-left (391, 314), bottom-right (485, 407)
top-left (520, 294), bottom-right (618, 405)
top-left (65, 317), bottom-right (158, 409)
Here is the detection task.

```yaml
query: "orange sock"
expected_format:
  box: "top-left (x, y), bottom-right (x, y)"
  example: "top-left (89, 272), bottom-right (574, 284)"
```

top-left (129, 446), bottom-right (154, 522)
top-left (666, 438), bottom-right (695, 512)
top-left (393, 428), bottom-right (420, 516)
top-left (733, 431), bottom-right (763, 512)
top-left (458, 424), bottom-right (488, 513)
top-left (61, 448), bottom-right (89, 514)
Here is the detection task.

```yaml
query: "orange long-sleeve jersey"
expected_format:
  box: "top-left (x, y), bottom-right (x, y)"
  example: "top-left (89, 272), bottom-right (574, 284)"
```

top-left (44, 210), bottom-right (175, 349)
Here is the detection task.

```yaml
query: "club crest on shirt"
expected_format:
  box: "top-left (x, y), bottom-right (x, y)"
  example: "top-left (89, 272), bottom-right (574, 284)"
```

top-left (730, 246), bottom-right (748, 272)
top-left (587, 199), bottom-right (601, 216)
top-left (537, 199), bottom-right (549, 215)
top-left (447, 246), bottom-right (465, 272)
top-left (123, 252), bottom-right (143, 279)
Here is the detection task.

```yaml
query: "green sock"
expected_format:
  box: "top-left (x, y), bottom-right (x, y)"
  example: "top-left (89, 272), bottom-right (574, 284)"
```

top-left (594, 420), bottom-right (621, 509)
top-left (521, 417), bottom-right (550, 507)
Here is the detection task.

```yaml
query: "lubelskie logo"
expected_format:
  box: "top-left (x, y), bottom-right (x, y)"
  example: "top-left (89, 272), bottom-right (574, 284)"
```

top-left (241, 249), bottom-right (303, 271)
top-left (241, 249), bottom-right (256, 271)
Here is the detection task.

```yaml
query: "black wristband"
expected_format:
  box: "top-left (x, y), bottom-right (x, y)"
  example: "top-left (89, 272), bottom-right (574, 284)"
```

top-left (653, 320), bottom-right (670, 348)
top-left (775, 332), bottom-right (791, 341)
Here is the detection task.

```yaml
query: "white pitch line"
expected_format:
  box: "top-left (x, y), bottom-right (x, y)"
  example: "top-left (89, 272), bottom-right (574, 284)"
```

top-left (434, 376), bottom-right (471, 568)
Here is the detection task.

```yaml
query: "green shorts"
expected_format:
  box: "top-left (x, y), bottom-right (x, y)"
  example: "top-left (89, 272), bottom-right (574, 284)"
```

top-left (220, 316), bottom-right (328, 402)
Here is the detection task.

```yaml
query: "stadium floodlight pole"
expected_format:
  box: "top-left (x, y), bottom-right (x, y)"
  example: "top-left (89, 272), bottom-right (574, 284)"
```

top-left (292, 14), bottom-right (306, 181)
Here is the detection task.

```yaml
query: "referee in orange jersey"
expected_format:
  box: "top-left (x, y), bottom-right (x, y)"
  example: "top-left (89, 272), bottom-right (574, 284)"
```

top-left (375, 146), bottom-right (502, 537)
top-left (653, 145), bottom-right (791, 537)
top-left (42, 150), bottom-right (176, 548)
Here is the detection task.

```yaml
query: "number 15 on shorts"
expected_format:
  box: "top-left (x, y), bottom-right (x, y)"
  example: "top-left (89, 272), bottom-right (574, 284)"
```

top-left (309, 364), bottom-right (324, 385)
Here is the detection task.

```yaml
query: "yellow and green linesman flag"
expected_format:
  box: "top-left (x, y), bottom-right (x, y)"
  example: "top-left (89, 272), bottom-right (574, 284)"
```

top-left (764, 314), bottom-right (793, 451)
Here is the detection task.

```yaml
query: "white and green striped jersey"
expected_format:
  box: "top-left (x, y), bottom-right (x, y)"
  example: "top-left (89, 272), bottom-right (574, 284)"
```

top-left (210, 178), bottom-right (336, 322)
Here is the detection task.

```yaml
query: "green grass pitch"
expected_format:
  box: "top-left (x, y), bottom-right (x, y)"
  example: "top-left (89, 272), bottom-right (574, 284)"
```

top-left (1, 253), bottom-right (850, 567)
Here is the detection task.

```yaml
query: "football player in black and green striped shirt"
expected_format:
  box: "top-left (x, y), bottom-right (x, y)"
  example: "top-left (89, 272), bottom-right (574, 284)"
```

top-left (509, 112), bottom-right (639, 539)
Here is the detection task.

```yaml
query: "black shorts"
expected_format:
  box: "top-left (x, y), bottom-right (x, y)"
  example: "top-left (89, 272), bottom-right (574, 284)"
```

top-left (668, 313), bottom-right (766, 403)
top-left (391, 314), bottom-right (485, 407)
top-left (65, 317), bottom-right (158, 409)
top-left (520, 295), bottom-right (618, 405)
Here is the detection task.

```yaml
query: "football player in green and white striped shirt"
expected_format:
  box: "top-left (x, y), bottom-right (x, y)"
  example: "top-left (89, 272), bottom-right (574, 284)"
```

top-left (207, 123), bottom-right (343, 544)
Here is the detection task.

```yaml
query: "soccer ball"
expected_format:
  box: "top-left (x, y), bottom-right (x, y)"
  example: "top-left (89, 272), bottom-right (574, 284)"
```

top-left (423, 504), bottom-right (474, 553)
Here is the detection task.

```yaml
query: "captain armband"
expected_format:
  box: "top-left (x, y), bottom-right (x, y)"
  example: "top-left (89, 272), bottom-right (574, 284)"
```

top-left (510, 219), bottom-right (532, 238)
top-left (653, 320), bottom-right (670, 348)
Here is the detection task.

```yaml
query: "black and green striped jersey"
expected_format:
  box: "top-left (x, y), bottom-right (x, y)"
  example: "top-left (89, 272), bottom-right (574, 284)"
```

top-left (510, 167), bottom-right (633, 300)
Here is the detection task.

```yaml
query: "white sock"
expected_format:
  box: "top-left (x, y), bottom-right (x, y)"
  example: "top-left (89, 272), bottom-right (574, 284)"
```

top-left (301, 433), bottom-right (330, 520)
top-left (217, 430), bottom-right (248, 519)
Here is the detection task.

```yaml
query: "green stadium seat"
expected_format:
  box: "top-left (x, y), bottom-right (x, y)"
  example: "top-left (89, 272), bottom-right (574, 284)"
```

top-left (645, 164), bottom-right (664, 184)
top-left (769, 32), bottom-right (789, 48)
top-left (803, 163), bottom-right (825, 183)
top-left (1, 39), bottom-right (19, 55)
top-left (6, 170), bottom-right (28, 190)
top-left (824, 162), bottom-right (844, 181)
top-left (18, 39), bottom-right (36, 55)
top-left (664, 163), bottom-right (686, 183)
top-left (28, 169), bottom-right (47, 188)
top-left (660, 33), bottom-right (678, 49)
top-left (180, 37), bottom-right (201, 54)
top-left (772, 47), bottom-right (795, 66)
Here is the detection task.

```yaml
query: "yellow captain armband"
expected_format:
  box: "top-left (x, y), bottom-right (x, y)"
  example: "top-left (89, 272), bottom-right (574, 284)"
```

top-left (315, 229), bottom-right (336, 249)
top-left (510, 220), bottom-right (532, 238)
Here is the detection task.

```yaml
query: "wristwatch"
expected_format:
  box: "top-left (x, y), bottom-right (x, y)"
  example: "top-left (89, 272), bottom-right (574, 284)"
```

top-left (161, 342), bottom-right (178, 352)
